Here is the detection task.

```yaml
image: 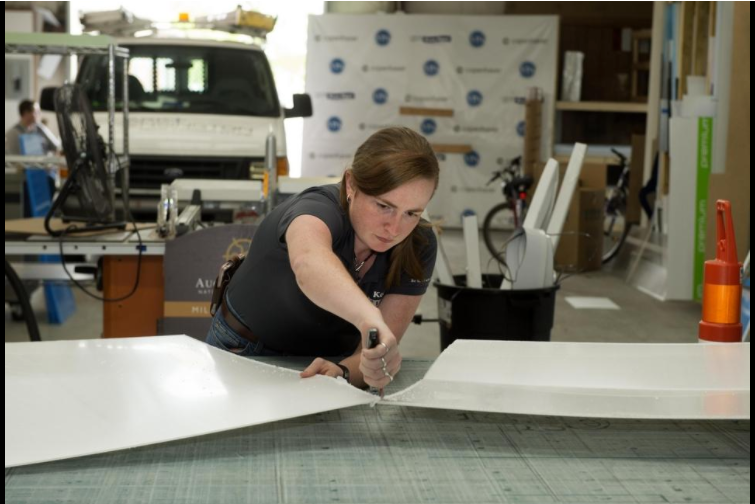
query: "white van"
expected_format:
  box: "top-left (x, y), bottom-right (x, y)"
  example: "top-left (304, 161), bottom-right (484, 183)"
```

top-left (75, 37), bottom-right (312, 220)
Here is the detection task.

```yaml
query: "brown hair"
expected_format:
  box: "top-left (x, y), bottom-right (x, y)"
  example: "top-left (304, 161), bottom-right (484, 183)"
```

top-left (18, 100), bottom-right (35, 117)
top-left (340, 127), bottom-right (440, 289)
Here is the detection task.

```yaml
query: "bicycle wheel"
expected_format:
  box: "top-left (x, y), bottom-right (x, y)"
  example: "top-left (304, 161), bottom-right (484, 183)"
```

top-left (483, 202), bottom-right (516, 266)
top-left (602, 188), bottom-right (631, 264)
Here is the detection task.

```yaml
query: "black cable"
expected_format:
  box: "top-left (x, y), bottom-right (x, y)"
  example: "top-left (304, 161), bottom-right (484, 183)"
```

top-left (550, 231), bottom-right (597, 285)
top-left (5, 258), bottom-right (41, 342)
top-left (56, 158), bottom-right (144, 303)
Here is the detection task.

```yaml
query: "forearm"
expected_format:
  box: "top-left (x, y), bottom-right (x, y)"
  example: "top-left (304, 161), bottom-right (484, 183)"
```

top-left (292, 249), bottom-right (380, 334)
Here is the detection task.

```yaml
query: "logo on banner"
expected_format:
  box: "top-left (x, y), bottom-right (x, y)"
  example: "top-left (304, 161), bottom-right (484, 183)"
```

top-left (405, 94), bottom-right (450, 105)
top-left (520, 61), bottom-right (537, 78)
top-left (330, 58), bottom-right (345, 74)
top-left (517, 121), bottom-right (526, 137)
top-left (457, 66), bottom-right (501, 75)
top-left (375, 29), bottom-right (391, 46)
top-left (421, 119), bottom-right (437, 136)
top-left (454, 125), bottom-right (499, 134)
top-left (315, 34), bottom-right (358, 43)
top-left (323, 92), bottom-right (356, 100)
top-left (411, 35), bottom-right (452, 44)
top-left (467, 90), bottom-right (483, 107)
top-left (502, 96), bottom-right (527, 105)
top-left (309, 152), bottom-right (352, 162)
top-left (327, 116), bottom-right (342, 133)
top-left (464, 151), bottom-right (480, 168)
top-left (373, 88), bottom-right (388, 105)
top-left (503, 37), bottom-right (549, 46)
top-left (360, 122), bottom-right (396, 132)
top-left (423, 60), bottom-right (440, 76)
top-left (362, 64), bottom-right (406, 73)
top-left (469, 31), bottom-right (486, 48)
top-left (222, 238), bottom-right (252, 262)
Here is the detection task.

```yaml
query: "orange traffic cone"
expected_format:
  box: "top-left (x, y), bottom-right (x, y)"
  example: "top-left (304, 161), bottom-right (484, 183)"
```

top-left (699, 200), bottom-right (743, 343)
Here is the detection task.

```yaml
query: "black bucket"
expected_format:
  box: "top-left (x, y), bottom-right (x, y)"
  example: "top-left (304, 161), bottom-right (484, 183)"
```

top-left (435, 274), bottom-right (559, 350)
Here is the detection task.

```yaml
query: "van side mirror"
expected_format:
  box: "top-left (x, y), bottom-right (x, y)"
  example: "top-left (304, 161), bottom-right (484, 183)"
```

top-left (40, 87), bottom-right (58, 112)
top-left (284, 94), bottom-right (313, 119)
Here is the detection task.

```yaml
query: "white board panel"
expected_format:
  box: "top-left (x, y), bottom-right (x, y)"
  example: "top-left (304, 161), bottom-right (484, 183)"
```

top-left (385, 340), bottom-right (750, 420)
top-left (5, 336), bottom-right (374, 468)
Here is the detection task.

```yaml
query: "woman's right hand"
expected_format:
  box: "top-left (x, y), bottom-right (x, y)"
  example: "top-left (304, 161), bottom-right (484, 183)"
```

top-left (357, 317), bottom-right (402, 390)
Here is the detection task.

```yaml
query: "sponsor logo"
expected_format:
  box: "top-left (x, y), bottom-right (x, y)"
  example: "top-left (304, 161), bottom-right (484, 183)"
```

top-left (454, 125), bottom-right (500, 134)
top-left (421, 118), bottom-right (437, 135)
top-left (188, 237), bottom-right (253, 296)
top-left (321, 92), bottom-right (356, 100)
top-left (330, 58), bottom-right (345, 74)
top-left (405, 94), bottom-right (450, 104)
top-left (424, 60), bottom-right (440, 76)
top-left (467, 90), bottom-right (483, 107)
top-left (327, 116), bottom-right (343, 132)
top-left (309, 152), bottom-right (353, 161)
top-left (464, 151), bottom-right (480, 167)
top-left (411, 35), bottom-right (452, 44)
top-left (469, 30), bottom-right (486, 47)
top-left (457, 66), bottom-right (502, 75)
top-left (503, 37), bottom-right (549, 46)
top-left (517, 121), bottom-right (526, 137)
top-left (315, 34), bottom-right (359, 43)
top-left (520, 61), bottom-right (537, 78)
top-left (363, 64), bottom-right (406, 73)
top-left (373, 88), bottom-right (388, 105)
top-left (451, 185), bottom-right (496, 194)
top-left (375, 29), bottom-right (391, 46)
top-left (359, 122), bottom-right (397, 132)
top-left (502, 96), bottom-right (527, 105)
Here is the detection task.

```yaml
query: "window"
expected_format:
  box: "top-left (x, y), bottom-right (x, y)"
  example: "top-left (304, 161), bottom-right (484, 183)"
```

top-left (77, 45), bottom-right (280, 117)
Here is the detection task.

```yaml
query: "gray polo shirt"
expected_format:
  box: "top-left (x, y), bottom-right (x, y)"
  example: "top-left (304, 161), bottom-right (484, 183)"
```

top-left (226, 184), bottom-right (437, 356)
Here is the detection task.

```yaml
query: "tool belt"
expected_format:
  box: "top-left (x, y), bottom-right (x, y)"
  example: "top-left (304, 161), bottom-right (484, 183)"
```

top-left (210, 254), bottom-right (245, 317)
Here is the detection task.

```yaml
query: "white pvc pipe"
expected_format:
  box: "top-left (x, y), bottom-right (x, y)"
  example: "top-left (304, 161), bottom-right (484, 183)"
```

top-left (462, 214), bottom-right (483, 289)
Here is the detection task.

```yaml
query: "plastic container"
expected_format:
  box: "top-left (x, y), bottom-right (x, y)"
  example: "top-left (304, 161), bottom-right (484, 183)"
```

top-left (435, 274), bottom-right (559, 350)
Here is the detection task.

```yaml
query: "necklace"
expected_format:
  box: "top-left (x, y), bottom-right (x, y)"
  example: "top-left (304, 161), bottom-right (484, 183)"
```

top-left (354, 251), bottom-right (374, 274)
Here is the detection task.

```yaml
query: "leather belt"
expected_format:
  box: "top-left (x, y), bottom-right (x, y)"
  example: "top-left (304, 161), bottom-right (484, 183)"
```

top-left (220, 299), bottom-right (260, 345)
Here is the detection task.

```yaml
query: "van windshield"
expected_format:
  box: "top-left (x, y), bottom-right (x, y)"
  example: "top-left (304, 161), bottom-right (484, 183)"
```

top-left (77, 44), bottom-right (280, 117)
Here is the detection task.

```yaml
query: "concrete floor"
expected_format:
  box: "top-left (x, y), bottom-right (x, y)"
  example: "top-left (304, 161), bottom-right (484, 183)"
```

top-left (5, 229), bottom-right (703, 357)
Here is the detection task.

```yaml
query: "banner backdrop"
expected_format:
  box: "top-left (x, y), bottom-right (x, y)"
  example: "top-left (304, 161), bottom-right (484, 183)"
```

top-left (302, 14), bottom-right (558, 226)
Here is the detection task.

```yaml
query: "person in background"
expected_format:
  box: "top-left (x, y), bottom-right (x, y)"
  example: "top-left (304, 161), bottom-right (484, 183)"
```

top-left (5, 99), bottom-right (61, 156)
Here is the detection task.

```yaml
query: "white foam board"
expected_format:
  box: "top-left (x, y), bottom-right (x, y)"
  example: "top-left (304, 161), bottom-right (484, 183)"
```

top-left (385, 340), bottom-right (750, 420)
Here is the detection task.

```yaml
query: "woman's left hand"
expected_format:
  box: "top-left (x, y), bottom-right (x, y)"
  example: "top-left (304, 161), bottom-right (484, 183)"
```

top-left (300, 358), bottom-right (345, 380)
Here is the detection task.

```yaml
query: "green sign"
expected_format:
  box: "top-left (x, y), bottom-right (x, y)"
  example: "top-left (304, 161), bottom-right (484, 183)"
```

top-left (694, 117), bottom-right (713, 301)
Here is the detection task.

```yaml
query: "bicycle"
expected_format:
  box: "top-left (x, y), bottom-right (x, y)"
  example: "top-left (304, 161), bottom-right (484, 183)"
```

top-left (602, 148), bottom-right (632, 264)
top-left (482, 156), bottom-right (534, 265)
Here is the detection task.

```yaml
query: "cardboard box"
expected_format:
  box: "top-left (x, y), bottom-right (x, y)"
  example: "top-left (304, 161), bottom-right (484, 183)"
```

top-left (555, 188), bottom-right (604, 272)
top-left (533, 160), bottom-right (607, 192)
